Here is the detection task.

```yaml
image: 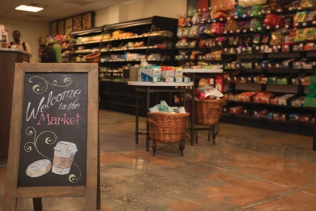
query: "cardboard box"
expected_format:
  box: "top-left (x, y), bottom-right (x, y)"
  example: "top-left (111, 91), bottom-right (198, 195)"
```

top-left (230, 106), bottom-right (244, 114)
top-left (291, 96), bottom-right (304, 107)
top-left (298, 114), bottom-right (312, 123)
top-left (278, 94), bottom-right (295, 106)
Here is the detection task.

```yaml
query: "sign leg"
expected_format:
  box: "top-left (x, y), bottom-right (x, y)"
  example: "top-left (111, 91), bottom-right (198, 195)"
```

top-left (33, 198), bottom-right (42, 211)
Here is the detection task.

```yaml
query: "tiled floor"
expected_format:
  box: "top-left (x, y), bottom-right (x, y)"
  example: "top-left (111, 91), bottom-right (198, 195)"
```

top-left (1, 109), bottom-right (316, 210)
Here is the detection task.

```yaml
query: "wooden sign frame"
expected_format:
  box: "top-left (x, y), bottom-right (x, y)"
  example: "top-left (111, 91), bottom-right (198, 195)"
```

top-left (4, 63), bottom-right (99, 210)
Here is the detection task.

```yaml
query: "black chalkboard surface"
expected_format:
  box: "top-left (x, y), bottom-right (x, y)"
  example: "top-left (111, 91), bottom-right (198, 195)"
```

top-left (19, 73), bottom-right (88, 187)
top-left (4, 63), bottom-right (99, 211)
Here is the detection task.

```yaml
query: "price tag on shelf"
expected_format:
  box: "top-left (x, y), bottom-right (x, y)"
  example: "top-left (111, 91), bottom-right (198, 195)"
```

top-left (295, 23), bottom-right (299, 26)
top-left (267, 10), bottom-right (271, 13)
top-left (289, 7), bottom-right (293, 10)
top-left (243, 29), bottom-right (247, 33)
top-left (224, 31), bottom-right (227, 34)
top-left (250, 28), bottom-right (254, 31)
top-left (285, 25), bottom-right (289, 28)
top-left (208, 20), bottom-right (211, 23)
top-left (237, 64), bottom-right (240, 68)
top-left (276, 25), bottom-right (279, 28)
top-left (256, 46), bottom-right (259, 50)
top-left (313, 21), bottom-right (316, 24)
top-left (300, 43), bottom-right (303, 47)
top-left (220, 18), bottom-right (223, 21)
top-left (303, 23), bottom-right (307, 26)
top-left (224, 48), bottom-right (228, 51)
top-left (278, 45), bottom-right (281, 49)
top-left (237, 29), bottom-right (240, 32)
top-left (248, 77), bottom-right (251, 80)
top-left (277, 9), bottom-right (282, 12)
top-left (258, 27), bottom-right (262, 30)
top-left (227, 17), bottom-right (231, 20)
top-left (273, 46), bottom-right (277, 49)
top-left (298, 7), bottom-right (301, 10)
top-left (243, 14), bottom-right (246, 17)
top-left (234, 16), bottom-right (238, 19)
top-left (242, 64), bottom-right (245, 67)
top-left (268, 64), bottom-right (271, 67)
top-left (276, 64), bottom-right (280, 68)
top-left (241, 77), bottom-right (245, 80)
top-left (267, 26), bottom-right (270, 29)
top-left (258, 12), bottom-right (262, 15)
top-left (251, 14), bottom-right (253, 17)
top-left (242, 47), bottom-right (245, 51)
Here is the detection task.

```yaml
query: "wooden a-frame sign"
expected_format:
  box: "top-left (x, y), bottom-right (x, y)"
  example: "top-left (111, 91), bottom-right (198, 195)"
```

top-left (4, 63), bottom-right (99, 210)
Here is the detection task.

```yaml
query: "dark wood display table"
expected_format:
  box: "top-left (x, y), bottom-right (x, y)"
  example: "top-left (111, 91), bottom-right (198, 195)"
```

top-left (0, 50), bottom-right (30, 158)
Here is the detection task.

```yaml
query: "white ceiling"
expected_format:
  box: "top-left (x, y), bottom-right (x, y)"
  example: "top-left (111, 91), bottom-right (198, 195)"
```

top-left (0, 0), bottom-right (137, 22)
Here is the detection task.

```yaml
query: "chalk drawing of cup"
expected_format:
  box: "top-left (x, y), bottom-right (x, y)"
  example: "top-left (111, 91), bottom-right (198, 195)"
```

top-left (52, 141), bottom-right (77, 175)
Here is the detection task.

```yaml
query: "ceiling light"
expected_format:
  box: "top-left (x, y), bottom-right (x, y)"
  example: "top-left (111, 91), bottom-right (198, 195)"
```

top-left (15, 5), bottom-right (43, 12)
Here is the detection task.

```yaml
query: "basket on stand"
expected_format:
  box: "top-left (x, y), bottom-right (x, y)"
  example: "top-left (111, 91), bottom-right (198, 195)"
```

top-left (84, 52), bottom-right (100, 63)
top-left (187, 99), bottom-right (225, 144)
top-left (147, 112), bottom-right (190, 156)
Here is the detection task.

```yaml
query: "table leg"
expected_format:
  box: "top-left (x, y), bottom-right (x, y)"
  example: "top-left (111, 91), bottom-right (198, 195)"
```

top-left (314, 109), bottom-right (316, 151)
top-left (190, 74), bottom-right (195, 146)
top-left (135, 87), bottom-right (139, 144)
top-left (146, 87), bottom-right (150, 151)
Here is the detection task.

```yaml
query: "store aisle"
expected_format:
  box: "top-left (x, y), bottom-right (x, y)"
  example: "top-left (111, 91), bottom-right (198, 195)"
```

top-left (1, 109), bottom-right (316, 211)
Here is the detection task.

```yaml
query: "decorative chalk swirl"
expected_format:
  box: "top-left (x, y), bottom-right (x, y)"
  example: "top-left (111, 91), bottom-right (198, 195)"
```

top-left (29, 76), bottom-right (72, 94)
top-left (68, 163), bottom-right (81, 183)
top-left (24, 126), bottom-right (57, 159)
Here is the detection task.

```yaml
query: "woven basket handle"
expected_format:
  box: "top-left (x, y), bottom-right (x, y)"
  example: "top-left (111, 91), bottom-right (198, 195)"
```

top-left (208, 106), bottom-right (222, 116)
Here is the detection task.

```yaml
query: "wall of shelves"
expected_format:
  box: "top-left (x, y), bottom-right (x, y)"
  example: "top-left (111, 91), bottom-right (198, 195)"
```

top-left (69, 16), bottom-right (178, 116)
top-left (176, 0), bottom-right (316, 138)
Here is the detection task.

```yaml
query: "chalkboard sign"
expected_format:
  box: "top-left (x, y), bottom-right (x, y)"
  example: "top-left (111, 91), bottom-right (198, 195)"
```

top-left (4, 63), bottom-right (99, 210)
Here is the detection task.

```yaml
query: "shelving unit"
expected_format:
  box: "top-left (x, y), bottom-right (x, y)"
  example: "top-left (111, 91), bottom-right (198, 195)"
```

top-left (175, 1), bottom-right (316, 143)
top-left (69, 17), bottom-right (178, 116)
top-left (69, 26), bottom-right (103, 63)
top-left (98, 16), bottom-right (178, 116)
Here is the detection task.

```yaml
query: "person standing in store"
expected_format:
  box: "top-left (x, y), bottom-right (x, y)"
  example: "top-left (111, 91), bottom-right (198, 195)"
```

top-left (10, 30), bottom-right (32, 54)
top-left (52, 35), bottom-right (63, 63)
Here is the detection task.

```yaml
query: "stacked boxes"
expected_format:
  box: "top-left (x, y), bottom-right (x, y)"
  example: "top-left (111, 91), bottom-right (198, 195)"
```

top-left (139, 65), bottom-right (189, 83)
top-left (139, 66), bottom-right (161, 82)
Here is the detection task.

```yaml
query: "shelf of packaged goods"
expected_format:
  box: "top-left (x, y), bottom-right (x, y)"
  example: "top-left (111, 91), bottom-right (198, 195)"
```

top-left (100, 59), bottom-right (170, 63)
top-left (127, 81), bottom-right (193, 86)
top-left (224, 100), bottom-right (305, 109)
top-left (223, 113), bottom-right (314, 126)
top-left (182, 69), bottom-right (223, 73)
top-left (100, 46), bottom-right (169, 52)
top-left (68, 51), bottom-right (95, 54)
top-left (100, 35), bottom-right (173, 43)
top-left (75, 41), bottom-right (101, 45)
top-left (229, 82), bottom-right (307, 87)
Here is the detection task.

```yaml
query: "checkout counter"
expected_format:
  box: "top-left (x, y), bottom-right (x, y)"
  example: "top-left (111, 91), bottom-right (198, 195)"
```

top-left (0, 50), bottom-right (30, 157)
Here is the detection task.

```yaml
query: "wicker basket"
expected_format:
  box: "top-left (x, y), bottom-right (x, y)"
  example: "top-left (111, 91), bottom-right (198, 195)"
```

top-left (187, 99), bottom-right (225, 125)
top-left (84, 52), bottom-right (100, 63)
top-left (147, 112), bottom-right (190, 142)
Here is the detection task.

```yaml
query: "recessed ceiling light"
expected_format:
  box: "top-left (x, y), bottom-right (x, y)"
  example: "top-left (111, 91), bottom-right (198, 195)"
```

top-left (15, 5), bottom-right (43, 12)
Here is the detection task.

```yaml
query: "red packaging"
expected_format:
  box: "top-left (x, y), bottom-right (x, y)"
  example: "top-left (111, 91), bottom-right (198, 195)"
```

top-left (211, 23), bottom-right (224, 34)
top-left (263, 14), bottom-right (283, 27)
top-left (230, 106), bottom-right (244, 114)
